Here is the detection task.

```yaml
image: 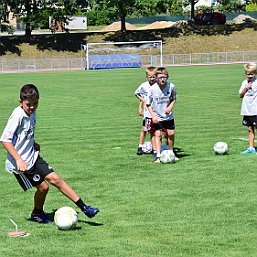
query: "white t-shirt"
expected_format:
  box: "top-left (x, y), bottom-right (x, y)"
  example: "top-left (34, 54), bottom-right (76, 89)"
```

top-left (146, 81), bottom-right (177, 121)
top-left (134, 81), bottom-right (152, 118)
top-left (0, 106), bottom-right (38, 173)
top-left (239, 77), bottom-right (257, 115)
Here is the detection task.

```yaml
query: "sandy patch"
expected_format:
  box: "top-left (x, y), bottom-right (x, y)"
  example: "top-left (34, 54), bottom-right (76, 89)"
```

top-left (101, 21), bottom-right (138, 32)
top-left (138, 21), bottom-right (176, 30)
top-left (232, 14), bottom-right (256, 24)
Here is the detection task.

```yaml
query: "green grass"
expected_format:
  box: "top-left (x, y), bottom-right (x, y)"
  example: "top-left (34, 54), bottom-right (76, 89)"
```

top-left (0, 65), bottom-right (257, 257)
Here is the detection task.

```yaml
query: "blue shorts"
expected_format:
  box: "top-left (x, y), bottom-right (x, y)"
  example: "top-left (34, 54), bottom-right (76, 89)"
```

top-left (14, 156), bottom-right (54, 191)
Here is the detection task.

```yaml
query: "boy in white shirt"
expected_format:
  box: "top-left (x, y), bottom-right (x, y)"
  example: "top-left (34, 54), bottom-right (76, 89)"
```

top-left (1, 84), bottom-right (99, 223)
top-left (239, 62), bottom-right (257, 154)
top-left (146, 67), bottom-right (178, 162)
top-left (134, 66), bottom-right (157, 156)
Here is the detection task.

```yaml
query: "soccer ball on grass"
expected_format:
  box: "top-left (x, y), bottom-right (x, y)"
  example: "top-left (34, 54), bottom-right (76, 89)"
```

top-left (160, 150), bottom-right (175, 164)
top-left (54, 206), bottom-right (78, 230)
top-left (142, 141), bottom-right (152, 154)
top-left (213, 141), bottom-right (229, 155)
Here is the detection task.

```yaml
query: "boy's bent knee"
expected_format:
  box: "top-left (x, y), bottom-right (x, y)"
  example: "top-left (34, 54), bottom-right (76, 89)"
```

top-left (45, 172), bottom-right (62, 186)
top-left (36, 181), bottom-right (49, 192)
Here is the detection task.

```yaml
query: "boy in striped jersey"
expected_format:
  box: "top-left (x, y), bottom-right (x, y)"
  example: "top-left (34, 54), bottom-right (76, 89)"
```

top-left (1, 84), bottom-right (99, 223)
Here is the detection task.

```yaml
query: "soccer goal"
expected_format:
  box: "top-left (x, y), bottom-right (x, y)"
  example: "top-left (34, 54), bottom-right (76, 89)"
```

top-left (81, 40), bottom-right (163, 70)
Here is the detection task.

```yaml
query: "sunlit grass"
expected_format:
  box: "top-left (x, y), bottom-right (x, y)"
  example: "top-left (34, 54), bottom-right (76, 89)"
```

top-left (0, 65), bottom-right (256, 257)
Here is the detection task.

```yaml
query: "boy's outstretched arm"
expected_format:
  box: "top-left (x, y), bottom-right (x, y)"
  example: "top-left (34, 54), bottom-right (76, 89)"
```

top-left (1, 142), bottom-right (27, 172)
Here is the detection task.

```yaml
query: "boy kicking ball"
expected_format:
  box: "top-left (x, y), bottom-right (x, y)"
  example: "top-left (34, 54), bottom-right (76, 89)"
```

top-left (0, 84), bottom-right (99, 223)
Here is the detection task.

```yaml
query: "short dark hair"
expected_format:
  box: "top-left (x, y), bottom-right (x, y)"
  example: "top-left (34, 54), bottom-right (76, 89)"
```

top-left (156, 67), bottom-right (169, 78)
top-left (20, 84), bottom-right (39, 100)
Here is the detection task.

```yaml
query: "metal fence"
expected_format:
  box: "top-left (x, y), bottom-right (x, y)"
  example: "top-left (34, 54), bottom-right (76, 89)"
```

top-left (0, 58), bottom-right (84, 72)
top-left (162, 50), bottom-right (257, 66)
top-left (1, 50), bottom-right (257, 72)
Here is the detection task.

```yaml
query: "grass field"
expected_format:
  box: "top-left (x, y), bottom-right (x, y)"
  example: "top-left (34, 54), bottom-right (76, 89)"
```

top-left (1, 65), bottom-right (257, 257)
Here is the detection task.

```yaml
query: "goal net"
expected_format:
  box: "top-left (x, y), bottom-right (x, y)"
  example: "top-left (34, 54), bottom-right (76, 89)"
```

top-left (81, 40), bottom-right (163, 70)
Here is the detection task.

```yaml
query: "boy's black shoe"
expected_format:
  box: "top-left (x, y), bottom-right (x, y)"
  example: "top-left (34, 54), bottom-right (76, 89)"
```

top-left (137, 147), bottom-right (143, 155)
top-left (83, 206), bottom-right (99, 218)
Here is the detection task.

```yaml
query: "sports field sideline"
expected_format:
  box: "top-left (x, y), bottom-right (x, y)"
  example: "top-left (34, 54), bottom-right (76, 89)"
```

top-left (0, 64), bottom-right (257, 257)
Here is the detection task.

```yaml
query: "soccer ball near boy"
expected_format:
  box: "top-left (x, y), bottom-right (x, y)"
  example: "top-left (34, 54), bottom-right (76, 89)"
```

top-left (54, 206), bottom-right (78, 230)
top-left (160, 150), bottom-right (175, 164)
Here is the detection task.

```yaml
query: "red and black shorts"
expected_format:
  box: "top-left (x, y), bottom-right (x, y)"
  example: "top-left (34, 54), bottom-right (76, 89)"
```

top-left (143, 117), bottom-right (155, 134)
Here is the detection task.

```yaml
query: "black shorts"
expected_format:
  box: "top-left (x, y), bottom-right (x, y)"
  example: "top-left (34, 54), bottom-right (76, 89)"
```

top-left (242, 115), bottom-right (257, 127)
top-left (153, 119), bottom-right (175, 131)
top-left (14, 156), bottom-right (54, 191)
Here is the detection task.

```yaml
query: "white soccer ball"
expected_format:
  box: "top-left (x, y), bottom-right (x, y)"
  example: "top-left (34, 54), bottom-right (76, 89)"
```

top-left (54, 206), bottom-right (78, 230)
top-left (213, 141), bottom-right (229, 155)
top-left (160, 150), bottom-right (175, 164)
top-left (142, 141), bottom-right (153, 154)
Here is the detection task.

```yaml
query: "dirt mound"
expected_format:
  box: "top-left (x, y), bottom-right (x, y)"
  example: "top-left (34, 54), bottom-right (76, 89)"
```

top-left (101, 21), bottom-right (138, 32)
top-left (232, 14), bottom-right (256, 24)
top-left (100, 20), bottom-right (178, 32)
top-left (138, 21), bottom-right (176, 30)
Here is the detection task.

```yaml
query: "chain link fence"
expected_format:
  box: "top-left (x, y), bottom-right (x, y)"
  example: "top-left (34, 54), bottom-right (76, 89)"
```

top-left (1, 50), bottom-right (257, 72)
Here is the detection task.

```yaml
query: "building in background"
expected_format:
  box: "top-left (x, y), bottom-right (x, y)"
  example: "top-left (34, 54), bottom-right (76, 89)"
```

top-left (2, 5), bottom-right (17, 27)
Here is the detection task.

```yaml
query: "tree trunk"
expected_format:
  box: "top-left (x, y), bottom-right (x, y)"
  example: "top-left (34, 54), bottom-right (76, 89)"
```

top-left (120, 14), bottom-right (126, 32)
top-left (24, 1), bottom-right (32, 37)
top-left (25, 22), bottom-right (32, 37)
top-left (191, 1), bottom-right (195, 21)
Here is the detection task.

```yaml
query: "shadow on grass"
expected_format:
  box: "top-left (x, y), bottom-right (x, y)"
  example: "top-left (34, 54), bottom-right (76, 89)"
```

top-left (26, 210), bottom-right (103, 227)
top-left (173, 147), bottom-right (191, 159)
top-left (1, 22), bottom-right (257, 57)
top-left (78, 220), bottom-right (104, 226)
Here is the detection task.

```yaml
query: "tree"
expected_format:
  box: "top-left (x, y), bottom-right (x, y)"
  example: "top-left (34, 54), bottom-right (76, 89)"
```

top-left (182, 0), bottom-right (200, 20)
top-left (107, 0), bottom-right (136, 32)
top-left (3, 0), bottom-right (88, 36)
top-left (88, 0), bottom-right (184, 31)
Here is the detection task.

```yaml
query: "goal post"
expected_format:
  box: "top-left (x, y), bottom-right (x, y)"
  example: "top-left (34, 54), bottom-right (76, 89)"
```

top-left (81, 40), bottom-right (163, 70)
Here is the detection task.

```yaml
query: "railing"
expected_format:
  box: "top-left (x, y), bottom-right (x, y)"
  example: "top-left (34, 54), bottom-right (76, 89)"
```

top-left (0, 50), bottom-right (257, 72)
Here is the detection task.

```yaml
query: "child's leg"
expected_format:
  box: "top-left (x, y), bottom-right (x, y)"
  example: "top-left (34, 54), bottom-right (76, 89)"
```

top-left (154, 130), bottom-right (162, 157)
top-left (137, 126), bottom-right (147, 155)
top-left (45, 172), bottom-right (99, 218)
top-left (34, 181), bottom-right (49, 211)
top-left (30, 181), bottom-right (51, 223)
top-left (150, 133), bottom-right (156, 151)
top-left (248, 125), bottom-right (255, 148)
top-left (45, 172), bottom-right (80, 202)
top-left (139, 126), bottom-right (146, 146)
top-left (167, 129), bottom-right (175, 150)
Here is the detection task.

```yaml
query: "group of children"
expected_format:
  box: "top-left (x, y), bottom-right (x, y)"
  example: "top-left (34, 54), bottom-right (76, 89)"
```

top-left (0, 63), bottom-right (256, 225)
top-left (134, 66), bottom-right (178, 163)
top-left (135, 62), bottom-right (257, 161)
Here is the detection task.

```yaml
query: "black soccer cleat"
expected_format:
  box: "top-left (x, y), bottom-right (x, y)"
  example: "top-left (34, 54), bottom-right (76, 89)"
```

top-left (137, 147), bottom-right (143, 155)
